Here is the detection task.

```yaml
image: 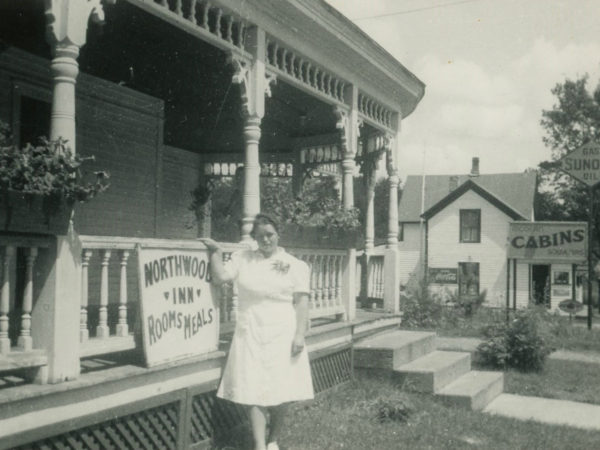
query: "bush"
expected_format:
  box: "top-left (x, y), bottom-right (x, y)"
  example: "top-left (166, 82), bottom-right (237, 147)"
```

top-left (371, 395), bottom-right (414, 424)
top-left (400, 279), bottom-right (444, 328)
top-left (476, 308), bottom-right (553, 371)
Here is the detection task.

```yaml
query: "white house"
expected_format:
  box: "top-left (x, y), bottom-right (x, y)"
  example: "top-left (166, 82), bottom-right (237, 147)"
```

top-left (399, 157), bottom-right (538, 308)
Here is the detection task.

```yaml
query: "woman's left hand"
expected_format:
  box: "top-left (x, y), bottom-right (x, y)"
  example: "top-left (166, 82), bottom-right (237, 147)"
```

top-left (291, 334), bottom-right (305, 357)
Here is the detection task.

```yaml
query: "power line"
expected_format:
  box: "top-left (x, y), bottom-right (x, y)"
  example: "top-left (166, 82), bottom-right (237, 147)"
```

top-left (351, 0), bottom-right (482, 21)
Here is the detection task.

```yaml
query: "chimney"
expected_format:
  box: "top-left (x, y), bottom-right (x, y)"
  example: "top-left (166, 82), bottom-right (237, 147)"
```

top-left (449, 175), bottom-right (459, 192)
top-left (470, 157), bottom-right (480, 177)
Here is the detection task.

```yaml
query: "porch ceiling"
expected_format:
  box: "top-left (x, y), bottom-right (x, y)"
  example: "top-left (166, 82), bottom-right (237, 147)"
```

top-left (215, 0), bottom-right (426, 118)
top-left (0, 0), bottom-right (337, 157)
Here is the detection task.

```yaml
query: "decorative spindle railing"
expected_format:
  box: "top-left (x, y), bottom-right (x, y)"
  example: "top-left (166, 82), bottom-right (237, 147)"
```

top-left (78, 236), bottom-right (247, 357)
top-left (367, 255), bottom-right (385, 300)
top-left (357, 91), bottom-right (393, 130)
top-left (134, 0), bottom-right (249, 55)
top-left (288, 248), bottom-right (348, 321)
top-left (0, 235), bottom-right (51, 373)
top-left (265, 37), bottom-right (348, 106)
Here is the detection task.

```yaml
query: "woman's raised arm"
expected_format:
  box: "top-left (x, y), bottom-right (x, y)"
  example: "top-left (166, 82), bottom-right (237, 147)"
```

top-left (198, 238), bottom-right (233, 284)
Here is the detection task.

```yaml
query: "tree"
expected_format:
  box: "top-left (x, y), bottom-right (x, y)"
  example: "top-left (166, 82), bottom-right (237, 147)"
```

top-left (538, 75), bottom-right (600, 253)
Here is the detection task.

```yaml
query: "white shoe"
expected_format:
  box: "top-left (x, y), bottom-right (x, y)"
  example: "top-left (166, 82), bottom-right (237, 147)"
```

top-left (266, 442), bottom-right (280, 450)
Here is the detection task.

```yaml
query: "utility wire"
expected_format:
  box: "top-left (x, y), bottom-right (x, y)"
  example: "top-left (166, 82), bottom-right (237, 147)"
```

top-left (351, 0), bottom-right (482, 21)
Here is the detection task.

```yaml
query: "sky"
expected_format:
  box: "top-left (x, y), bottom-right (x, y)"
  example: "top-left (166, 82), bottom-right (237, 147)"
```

top-left (325, 0), bottom-right (600, 181)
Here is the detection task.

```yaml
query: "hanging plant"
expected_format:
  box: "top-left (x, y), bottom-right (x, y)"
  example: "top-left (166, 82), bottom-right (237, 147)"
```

top-left (0, 121), bottom-right (110, 232)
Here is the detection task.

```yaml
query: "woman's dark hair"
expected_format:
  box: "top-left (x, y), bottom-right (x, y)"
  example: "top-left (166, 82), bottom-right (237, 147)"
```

top-left (250, 213), bottom-right (280, 238)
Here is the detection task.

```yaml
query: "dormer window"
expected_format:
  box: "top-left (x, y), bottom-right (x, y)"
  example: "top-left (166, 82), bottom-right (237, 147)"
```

top-left (460, 209), bottom-right (480, 243)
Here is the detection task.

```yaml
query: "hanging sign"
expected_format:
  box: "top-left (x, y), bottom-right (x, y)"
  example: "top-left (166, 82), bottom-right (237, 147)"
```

top-left (558, 142), bottom-right (600, 187)
top-left (137, 245), bottom-right (218, 367)
top-left (507, 221), bottom-right (587, 262)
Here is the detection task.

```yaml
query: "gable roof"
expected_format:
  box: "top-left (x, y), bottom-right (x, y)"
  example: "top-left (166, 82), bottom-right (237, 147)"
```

top-left (399, 172), bottom-right (537, 222)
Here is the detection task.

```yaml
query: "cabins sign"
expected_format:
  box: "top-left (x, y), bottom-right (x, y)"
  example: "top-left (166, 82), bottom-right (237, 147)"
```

top-left (558, 142), bottom-right (600, 187)
top-left (507, 222), bottom-right (587, 262)
top-left (137, 245), bottom-right (218, 367)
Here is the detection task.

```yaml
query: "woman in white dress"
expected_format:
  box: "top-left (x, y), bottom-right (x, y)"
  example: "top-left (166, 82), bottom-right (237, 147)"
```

top-left (201, 214), bottom-right (314, 450)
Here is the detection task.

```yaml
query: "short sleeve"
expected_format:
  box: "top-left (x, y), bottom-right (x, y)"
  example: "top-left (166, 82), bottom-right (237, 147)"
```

top-left (223, 250), bottom-right (243, 280)
top-left (291, 259), bottom-right (311, 294)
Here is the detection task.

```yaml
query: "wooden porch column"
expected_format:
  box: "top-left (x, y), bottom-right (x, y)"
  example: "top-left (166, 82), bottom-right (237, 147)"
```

top-left (337, 85), bottom-right (359, 210)
top-left (230, 27), bottom-right (274, 242)
top-left (45, 0), bottom-right (113, 150)
top-left (384, 116), bottom-right (401, 313)
top-left (38, 0), bottom-right (111, 383)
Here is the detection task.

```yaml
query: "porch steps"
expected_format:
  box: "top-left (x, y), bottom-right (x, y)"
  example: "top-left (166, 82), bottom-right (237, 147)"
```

top-left (437, 370), bottom-right (504, 410)
top-left (354, 330), bottom-right (504, 411)
top-left (354, 330), bottom-right (436, 369)
top-left (394, 350), bottom-right (471, 392)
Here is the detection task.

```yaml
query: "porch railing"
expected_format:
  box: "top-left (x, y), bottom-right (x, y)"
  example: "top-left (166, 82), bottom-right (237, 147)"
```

top-left (0, 234), bottom-right (51, 374)
top-left (78, 235), bottom-right (247, 358)
top-left (356, 247), bottom-right (385, 306)
top-left (288, 248), bottom-right (349, 322)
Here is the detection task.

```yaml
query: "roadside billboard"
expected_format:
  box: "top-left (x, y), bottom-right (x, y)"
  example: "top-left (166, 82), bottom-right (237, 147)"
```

top-left (507, 221), bottom-right (587, 262)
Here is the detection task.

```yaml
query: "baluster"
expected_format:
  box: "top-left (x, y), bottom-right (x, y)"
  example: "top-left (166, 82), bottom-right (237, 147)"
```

top-left (336, 255), bottom-right (343, 305)
top-left (306, 63), bottom-right (312, 86)
top-left (290, 54), bottom-right (296, 77)
top-left (0, 246), bottom-right (15, 354)
top-left (201, 1), bottom-right (211, 29)
top-left (333, 79), bottom-right (339, 101)
top-left (215, 8), bottom-right (223, 38)
top-left (272, 42), bottom-right (279, 67)
top-left (225, 15), bottom-right (233, 43)
top-left (175, 0), bottom-right (183, 16)
top-left (159, 0), bottom-right (167, 7)
top-left (116, 250), bottom-right (129, 336)
top-left (80, 249), bottom-right (92, 342)
top-left (237, 21), bottom-right (246, 49)
top-left (17, 247), bottom-right (38, 351)
top-left (281, 49), bottom-right (288, 72)
top-left (188, 0), bottom-right (197, 23)
top-left (327, 255), bottom-right (334, 306)
top-left (231, 283), bottom-right (239, 321)
top-left (378, 259), bottom-right (384, 298)
top-left (322, 74), bottom-right (329, 95)
top-left (97, 250), bottom-right (111, 338)
top-left (307, 255), bottom-right (316, 309)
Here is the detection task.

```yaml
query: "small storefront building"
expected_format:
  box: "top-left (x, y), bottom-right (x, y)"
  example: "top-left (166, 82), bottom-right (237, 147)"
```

top-left (507, 221), bottom-right (588, 315)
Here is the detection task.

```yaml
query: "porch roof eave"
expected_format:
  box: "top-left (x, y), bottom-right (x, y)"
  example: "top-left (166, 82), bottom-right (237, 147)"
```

top-left (213, 0), bottom-right (426, 118)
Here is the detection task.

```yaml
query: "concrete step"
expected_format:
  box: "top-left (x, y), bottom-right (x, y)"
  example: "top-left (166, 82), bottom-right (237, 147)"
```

top-left (436, 370), bottom-right (504, 410)
top-left (354, 330), bottom-right (436, 370)
top-left (394, 351), bottom-right (471, 393)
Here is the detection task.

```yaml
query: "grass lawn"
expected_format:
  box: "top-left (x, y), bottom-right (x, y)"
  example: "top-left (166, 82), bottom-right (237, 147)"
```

top-left (501, 359), bottom-right (600, 405)
top-left (214, 370), bottom-right (600, 450)
top-left (417, 306), bottom-right (600, 353)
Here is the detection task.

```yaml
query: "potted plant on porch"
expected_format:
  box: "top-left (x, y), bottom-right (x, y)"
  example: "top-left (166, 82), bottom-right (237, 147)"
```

top-left (0, 121), bottom-right (109, 234)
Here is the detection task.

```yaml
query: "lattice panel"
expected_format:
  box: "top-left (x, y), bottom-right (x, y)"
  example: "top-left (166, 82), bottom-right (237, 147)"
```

top-left (189, 392), bottom-right (248, 445)
top-left (266, 38), bottom-right (347, 104)
top-left (14, 400), bottom-right (180, 450)
top-left (310, 347), bottom-right (352, 393)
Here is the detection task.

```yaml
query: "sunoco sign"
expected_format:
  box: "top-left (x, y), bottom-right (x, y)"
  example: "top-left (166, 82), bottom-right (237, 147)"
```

top-left (559, 142), bottom-right (600, 187)
top-left (507, 222), bottom-right (587, 262)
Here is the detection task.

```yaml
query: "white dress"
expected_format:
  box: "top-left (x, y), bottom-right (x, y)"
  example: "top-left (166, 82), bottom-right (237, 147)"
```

top-left (216, 248), bottom-right (314, 406)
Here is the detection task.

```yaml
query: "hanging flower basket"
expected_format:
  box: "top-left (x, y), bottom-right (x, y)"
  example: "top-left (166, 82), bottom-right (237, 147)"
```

top-left (0, 123), bottom-right (109, 235)
top-left (0, 191), bottom-right (74, 235)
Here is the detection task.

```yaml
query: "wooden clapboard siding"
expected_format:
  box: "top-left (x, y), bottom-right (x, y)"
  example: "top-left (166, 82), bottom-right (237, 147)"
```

top-left (427, 190), bottom-right (513, 307)
top-left (158, 145), bottom-right (204, 239)
top-left (398, 223), bottom-right (423, 286)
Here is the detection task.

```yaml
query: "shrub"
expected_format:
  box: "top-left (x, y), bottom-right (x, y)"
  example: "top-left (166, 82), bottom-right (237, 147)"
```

top-left (371, 395), bottom-right (413, 424)
top-left (400, 279), bottom-right (444, 328)
top-left (476, 308), bottom-right (553, 371)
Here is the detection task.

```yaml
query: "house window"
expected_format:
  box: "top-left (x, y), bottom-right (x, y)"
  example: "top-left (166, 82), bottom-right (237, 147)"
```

top-left (458, 262), bottom-right (479, 297)
top-left (18, 95), bottom-right (51, 146)
top-left (460, 209), bottom-right (480, 243)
